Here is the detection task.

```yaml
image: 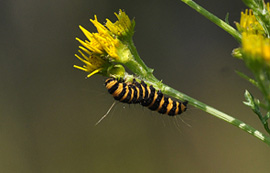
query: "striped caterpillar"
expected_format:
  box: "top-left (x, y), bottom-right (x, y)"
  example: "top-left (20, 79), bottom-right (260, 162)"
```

top-left (105, 78), bottom-right (188, 116)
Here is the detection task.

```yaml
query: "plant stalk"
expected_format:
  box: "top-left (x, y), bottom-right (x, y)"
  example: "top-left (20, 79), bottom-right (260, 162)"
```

top-left (162, 83), bottom-right (270, 145)
top-left (181, 0), bottom-right (242, 43)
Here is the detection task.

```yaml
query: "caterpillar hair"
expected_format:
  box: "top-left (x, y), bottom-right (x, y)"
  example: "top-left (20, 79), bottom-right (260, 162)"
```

top-left (105, 78), bottom-right (188, 116)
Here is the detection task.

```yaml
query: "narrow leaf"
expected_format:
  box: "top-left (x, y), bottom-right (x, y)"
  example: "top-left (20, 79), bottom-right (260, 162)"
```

top-left (235, 71), bottom-right (259, 88)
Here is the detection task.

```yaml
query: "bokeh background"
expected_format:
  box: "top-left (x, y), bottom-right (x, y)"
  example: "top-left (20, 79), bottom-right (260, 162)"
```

top-left (1, 0), bottom-right (270, 172)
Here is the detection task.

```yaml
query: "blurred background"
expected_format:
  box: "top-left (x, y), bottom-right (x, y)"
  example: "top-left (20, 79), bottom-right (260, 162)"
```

top-left (1, 0), bottom-right (270, 172)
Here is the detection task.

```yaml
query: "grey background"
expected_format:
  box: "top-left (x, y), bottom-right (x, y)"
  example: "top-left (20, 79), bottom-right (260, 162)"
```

top-left (1, 0), bottom-right (270, 172)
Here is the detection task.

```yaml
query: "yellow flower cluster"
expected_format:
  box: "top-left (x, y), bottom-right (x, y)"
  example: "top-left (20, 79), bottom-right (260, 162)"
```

top-left (74, 10), bottom-right (133, 78)
top-left (235, 9), bottom-right (264, 34)
top-left (236, 3), bottom-right (270, 63)
top-left (242, 32), bottom-right (270, 61)
top-left (74, 50), bottom-right (106, 78)
top-left (106, 10), bottom-right (133, 37)
top-left (77, 16), bottom-right (121, 59)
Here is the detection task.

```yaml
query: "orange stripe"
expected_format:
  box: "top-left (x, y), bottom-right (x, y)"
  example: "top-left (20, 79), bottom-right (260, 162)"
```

top-left (135, 85), bottom-right (140, 101)
top-left (175, 101), bottom-right (179, 114)
top-left (106, 80), bottom-right (117, 90)
top-left (148, 91), bottom-right (158, 107)
top-left (166, 98), bottom-right (174, 114)
top-left (128, 86), bottom-right (134, 102)
top-left (181, 102), bottom-right (187, 112)
top-left (120, 85), bottom-right (129, 101)
top-left (157, 96), bottom-right (165, 111)
top-left (146, 86), bottom-right (151, 98)
top-left (112, 83), bottom-right (123, 97)
top-left (141, 84), bottom-right (145, 98)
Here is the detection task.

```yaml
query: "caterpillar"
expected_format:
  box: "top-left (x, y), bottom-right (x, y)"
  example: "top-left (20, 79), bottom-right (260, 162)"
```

top-left (105, 78), bottom-right (188, 116)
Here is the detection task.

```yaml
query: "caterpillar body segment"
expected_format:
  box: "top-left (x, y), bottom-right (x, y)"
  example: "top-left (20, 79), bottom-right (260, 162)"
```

top-left (105, 78), bottom-right (188, 116)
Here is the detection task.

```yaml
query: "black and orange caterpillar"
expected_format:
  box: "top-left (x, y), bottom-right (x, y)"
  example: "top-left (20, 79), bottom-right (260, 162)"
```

top-left (105, 78), bottom-right (188, 116)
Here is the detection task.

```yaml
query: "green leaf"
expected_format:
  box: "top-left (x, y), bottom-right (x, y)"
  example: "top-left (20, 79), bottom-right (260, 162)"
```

top-left (243, 90), bottom-right (263, 118)
top-left (225, 13), bottom-right (230, 25)
top-left (231, 48), bottom-right (243, 59)
top-left (243, 90), bottom-right (254, 107)
top-left (235, 71), bottom-right (259, 88)
top-left (262, 112), bottom-right (270, 134)
top-left (243, 91), bottom-right (270, 135)
top-left (264, 112), bottom-right (270, 122)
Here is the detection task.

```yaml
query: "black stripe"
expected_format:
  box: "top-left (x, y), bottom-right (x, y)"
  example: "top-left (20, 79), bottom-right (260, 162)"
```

top-left (134, 81), bottom-right (143, 103)
top-left (141, 85), bottom-right (155, 106)
top-left (158, 97), bottom-right (169, 114)
top-left (149, 90), bottom-right (163, 111)
top-left (140, 81), bottom-right (149, 100)
top-left (168, 101), bottom-right (177, 116)
top-left (181, 101), bottom-right (188, 112)
top-left (130, 85), bottom-right (138, 103)
top-left (177, 102), bottom-right (183, 114)
top-left (114, 82), bottom-right (127, 100)
top-left (106, 80), bottom-right (119, 94)
top-left (105, 78), bottom-right (114, 85)
top-left (121, 85), bottom-right (132, 103)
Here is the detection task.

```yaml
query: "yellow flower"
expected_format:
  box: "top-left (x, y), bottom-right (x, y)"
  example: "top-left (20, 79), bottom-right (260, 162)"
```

top-left (74, 10), bottom-right (135, 78)
top-left (106, 9), bottom-right (134, 37)
top-left (74, 50), bottom-right (108, 78)
top-left (236, 9), bottom-right (264, 34)
top-left (242, 32), bottom-right (270, 62)
top-left (76, 15), bottom-right (121, 60)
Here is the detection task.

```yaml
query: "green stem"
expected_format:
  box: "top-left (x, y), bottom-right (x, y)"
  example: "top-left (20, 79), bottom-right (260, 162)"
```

top-left (124, 41), bottom-right (270, 145)
top-left (181, 0), bottom-right (242, 43)
top-left (125, 39), bottom-right (154, 75)
top-left (161, 83), bottom-right (270, 145)
top-left (137, 71), bottom-right (270, 145)
top-left (135, 68), bottom-right (270, 145)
